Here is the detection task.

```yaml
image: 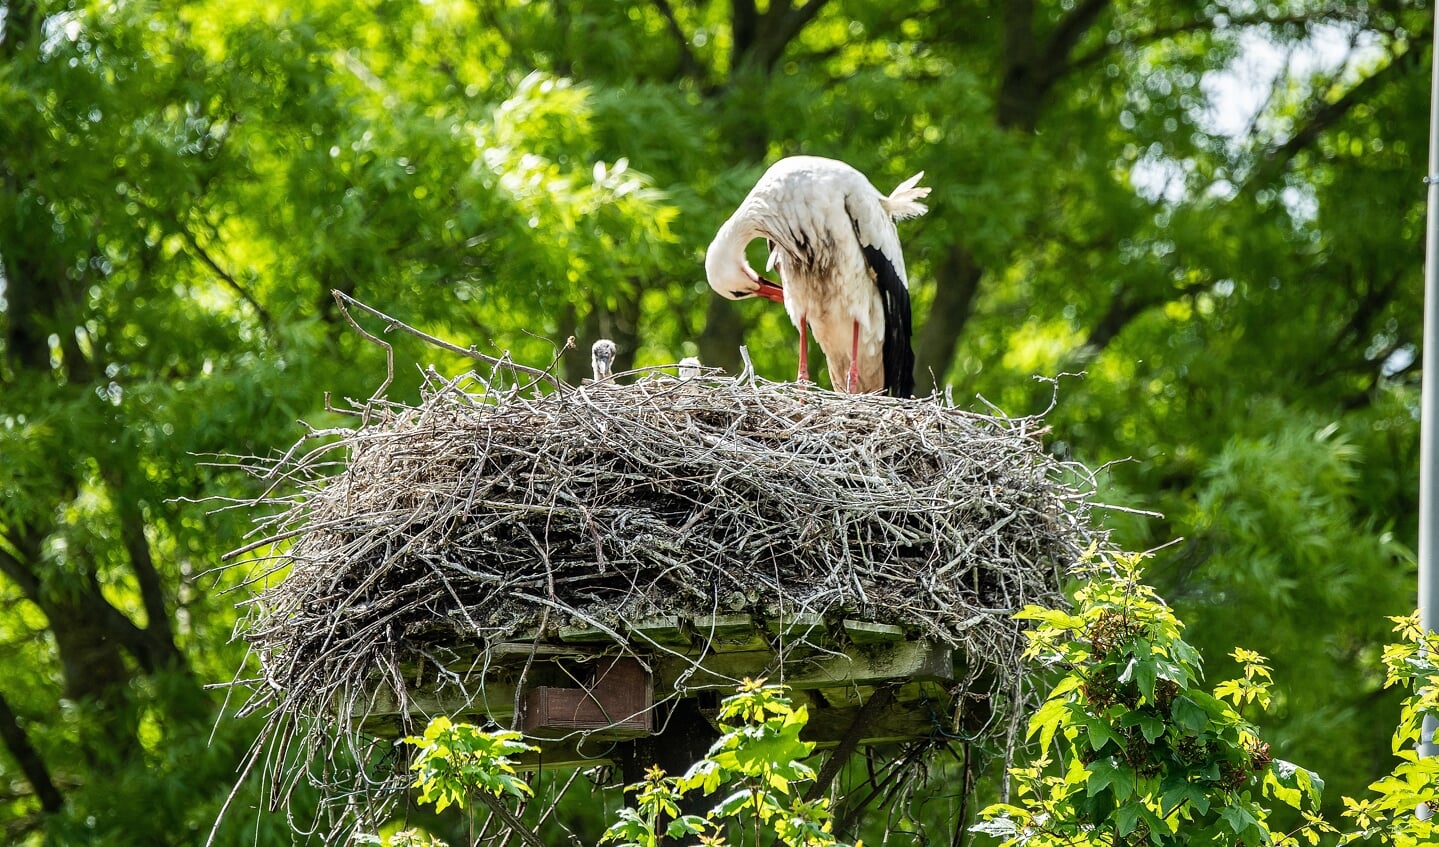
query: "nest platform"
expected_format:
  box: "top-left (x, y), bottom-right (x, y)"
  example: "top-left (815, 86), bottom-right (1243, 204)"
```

top-left (227, 368), bottom-right (1098, 825)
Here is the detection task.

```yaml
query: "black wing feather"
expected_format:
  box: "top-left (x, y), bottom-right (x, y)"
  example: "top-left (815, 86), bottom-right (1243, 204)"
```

top-left (859, 243), bottom-right (915, 398)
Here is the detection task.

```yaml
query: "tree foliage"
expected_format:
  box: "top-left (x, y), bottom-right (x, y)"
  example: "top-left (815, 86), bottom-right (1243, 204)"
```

top-left (385, 681), bottom-right (855, 847)
top-left (977, 552), bottom-right (1328, 847)
top-left (0, 0), bottom-right (1428, 842)
top-left (1336, 613), bottom-right (1439, 847)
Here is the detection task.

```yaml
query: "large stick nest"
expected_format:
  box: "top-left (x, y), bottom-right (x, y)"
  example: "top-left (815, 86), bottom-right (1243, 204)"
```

top-left (223, 366), bottom-right (1101, 837)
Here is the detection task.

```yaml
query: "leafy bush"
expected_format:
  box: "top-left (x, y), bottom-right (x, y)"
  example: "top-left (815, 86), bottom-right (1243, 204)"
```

top-left (973, 551), bottom-right (1326, 847)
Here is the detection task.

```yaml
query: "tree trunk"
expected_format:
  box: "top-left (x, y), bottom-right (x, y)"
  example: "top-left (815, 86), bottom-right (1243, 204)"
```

top-left (914, 244), bottom-right (983, 395)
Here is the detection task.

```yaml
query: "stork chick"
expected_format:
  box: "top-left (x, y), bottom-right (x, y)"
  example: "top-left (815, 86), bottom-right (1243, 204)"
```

top-left (591, 339), bottom-right (616, 382)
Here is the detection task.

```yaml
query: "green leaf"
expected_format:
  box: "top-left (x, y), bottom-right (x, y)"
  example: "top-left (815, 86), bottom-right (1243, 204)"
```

top-left (666, 815), bottom-right (707, 838)
top-left (1171, 695), bottom-right (1210, 733)
top-left (1158, 776), bottom-right (1211, 816)
top-left (1220, 801), bottom-right (1259, 835)
top-left (1116, 801), bottom-right (1142, 836)
top-left (1138, 713), bottom-right (1166, 744)
top-left (1086, 754), bottom-right (1138, 804)
top-left (1267, 759), bottom-right (1325, 809)
top-left (1083, 717), bottom-right (1123, 753)
top-left (712, 788), bottom-right (755, 818)
top-left (1027, 696), bottom-right (1071, 753)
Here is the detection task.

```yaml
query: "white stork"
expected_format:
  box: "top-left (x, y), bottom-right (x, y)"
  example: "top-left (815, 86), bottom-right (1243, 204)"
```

top-left (591, 339), bottom-right (616, 382)
top-left (704, 156), bottom-right (929, 397)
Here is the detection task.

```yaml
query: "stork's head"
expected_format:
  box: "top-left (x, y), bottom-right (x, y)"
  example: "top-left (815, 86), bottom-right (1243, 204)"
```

top-left (591, 339), bottom-right (616, 381)
top-left (705, 224), bottom-right (785, 304)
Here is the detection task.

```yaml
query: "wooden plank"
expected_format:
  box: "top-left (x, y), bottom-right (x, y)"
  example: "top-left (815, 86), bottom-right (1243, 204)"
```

top-left (842, 619), bottom-right (906, 644)
top-left (351, 678), bottom-right (519, 732)
top-left (817, 679), bottom-right (949, 709)
top-left (629, 615), bottom-right (692, 648)
top-left (767, 613), bottom-right (827, 638)
top-left (691, 613), bottom-right (769, 653)
top-left (558, 623), bottom-right (620, 644)
top-left (798, 698), bottom-right (942, 746)
top-left (690, 613), bottom-right (755, 637)
top-left (655, 639), bottom-right (954, 693)
top-left (505, 688), bottom-right (956, 770)
top-left (487, 641), bottom-right (598, 661)
top-left (352, 635), bottom-right (960, 747)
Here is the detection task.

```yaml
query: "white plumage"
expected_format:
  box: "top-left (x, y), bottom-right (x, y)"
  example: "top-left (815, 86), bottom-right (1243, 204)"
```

top-left (705, 155), bottom-right (928, 397)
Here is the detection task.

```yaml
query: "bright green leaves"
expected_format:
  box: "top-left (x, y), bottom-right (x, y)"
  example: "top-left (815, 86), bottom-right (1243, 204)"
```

top-left (354, 828), bottom-right (447, 847)
top-left (704, 680), bottom-right (816, 795)
top-left (977, 550), bottom-right (1324, 847)
top-left (599, 680), bottom-right (852, 847)
top-left (661, 680), bottom-right (842, 847)
top-left (401, 717), bottom-right (537, 814)
top-left (1265, 759), bottom-right (1325, 812)
top-left (1336, 614), bottom-right (1439, 847)
top-left (602, 766), bottom-right (690, 847)
top-left (395, 681), bottom-right (856, 847)
top-left (1215, 648), bottom-right (1275, 710)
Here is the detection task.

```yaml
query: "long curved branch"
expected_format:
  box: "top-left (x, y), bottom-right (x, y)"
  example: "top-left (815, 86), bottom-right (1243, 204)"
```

top-left (331, 290), bottom-right (568, 391)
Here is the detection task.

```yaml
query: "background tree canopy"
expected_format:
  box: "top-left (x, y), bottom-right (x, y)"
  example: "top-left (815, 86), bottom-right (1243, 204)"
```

top-left (0, 0), bottom-right (1427, 843)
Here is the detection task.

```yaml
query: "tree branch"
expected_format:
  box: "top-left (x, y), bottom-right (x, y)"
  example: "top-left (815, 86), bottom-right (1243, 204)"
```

top-left (739, 0), bottom-right (832, 74)
top-left (0, 691), bottom-right (63, 814)
top-left (914, 243), bottom-right (983, 394)
top-left (1247, 37), bottom-right (1424, 189)
top-left (0, 532), bottom-right (43, 604)
top-left (1040, 0), bottom-right (1111, 87)
top-left (1067, 275), bottom-right (1214, 365)
top-left (804, 686), bottom-right (895, 802)
top-left (731, 0), bottom-right (759, 73)
top-left (100, 455), bottom-right (189, 676)
top-left (1068, 8), bottom-right (1379, 79)
top-left (650, 0), bottom-right (703, 79)
top-left (175, 222), bottom-right (275, 329)
top-left (331, 290), bottom-right (568, 390)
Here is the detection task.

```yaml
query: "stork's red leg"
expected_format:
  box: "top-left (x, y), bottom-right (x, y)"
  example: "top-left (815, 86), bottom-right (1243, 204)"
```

top-left (798, 318), bottom-right (811, 383)
top-left (846, 320), bottom-right (860, 393)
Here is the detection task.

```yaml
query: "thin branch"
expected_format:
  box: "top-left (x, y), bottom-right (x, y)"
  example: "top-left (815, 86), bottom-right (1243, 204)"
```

top-left (333, 292), bottom-right (395, 405)
top-left (0, 691), bottom-right (64, 814)
top-left (330, 290), bottom-right (567, 390)
top-left (1247, 37), bottom-right (1423, 189)
top-left (172, 214), bottom-right (275, 329)
top-left (804, 686), bottom-right (896, 802)
top-left (474, 791), bottom-right (546, 847)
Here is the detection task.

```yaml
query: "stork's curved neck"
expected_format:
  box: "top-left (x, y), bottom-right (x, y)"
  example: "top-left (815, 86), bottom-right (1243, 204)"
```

top-left (706, 211), bottom-right (785, 304)
top-left (711, 215), bottom-right (758, 270)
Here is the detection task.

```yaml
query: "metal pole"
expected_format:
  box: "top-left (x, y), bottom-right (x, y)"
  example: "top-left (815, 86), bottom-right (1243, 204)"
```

top-left (1419, 0), bottom-right (1439, 762)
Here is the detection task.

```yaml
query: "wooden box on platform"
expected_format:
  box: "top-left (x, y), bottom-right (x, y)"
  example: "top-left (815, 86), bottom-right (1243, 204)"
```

top-left (521, 657), bottom-right (653, 740)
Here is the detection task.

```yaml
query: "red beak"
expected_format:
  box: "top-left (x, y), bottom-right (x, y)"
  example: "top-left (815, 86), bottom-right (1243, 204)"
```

top-left (754, 278), bottom-right (785, 304)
